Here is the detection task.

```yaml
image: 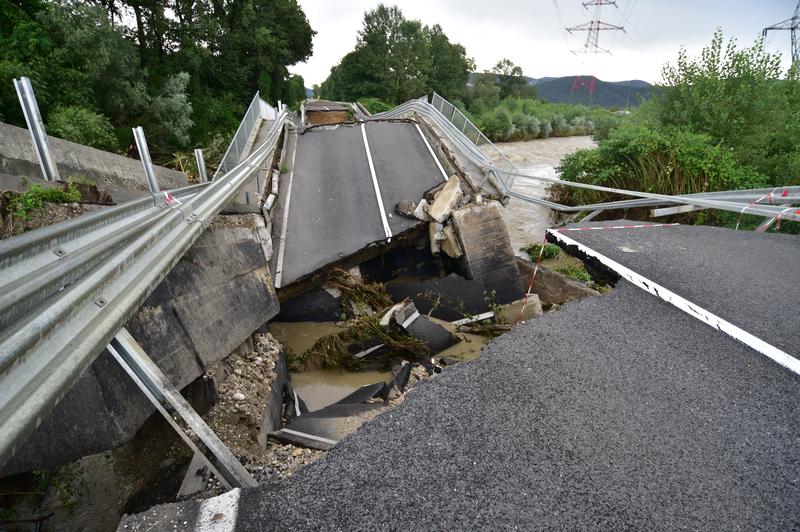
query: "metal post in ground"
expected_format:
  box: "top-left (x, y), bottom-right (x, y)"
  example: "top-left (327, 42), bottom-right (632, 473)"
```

top-left (194, 149), bottom-right (208, 183)
top-left (108, 329), bottom-right (257, 489)
top-left (13, 77), bottom-right (60, 182)
top-left (132, 127), bottom-right (159, 192)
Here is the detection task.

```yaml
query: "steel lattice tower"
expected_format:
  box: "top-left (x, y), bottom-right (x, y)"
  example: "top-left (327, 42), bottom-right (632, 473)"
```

top-left (566, 0), bottom-right (625, 54)
top-left (763, 1), bottom-right (800, 64)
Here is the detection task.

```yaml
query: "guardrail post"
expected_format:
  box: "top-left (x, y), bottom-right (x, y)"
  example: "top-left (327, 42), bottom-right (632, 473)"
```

top-left (132, 127), bottom-right (159, 193)
top-left (13, 77), bottom-right (60, 182)
top-left (194, 149), bottom-right (208, 183)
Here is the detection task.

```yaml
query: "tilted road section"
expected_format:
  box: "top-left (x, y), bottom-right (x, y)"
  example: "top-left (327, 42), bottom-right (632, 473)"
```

top-left (272, 120), bottom-right (447, 288)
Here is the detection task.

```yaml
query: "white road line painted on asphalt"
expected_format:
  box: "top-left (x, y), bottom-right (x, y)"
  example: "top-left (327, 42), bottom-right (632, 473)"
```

top-left (548, 229), bottom-right (800, 377)
top-left (361, 122), bottom-right (393, 240)
top-left (415, 123), bottom-right (449, 182)
top-left (274, 131), bottom-right (297, 288)
top-left (194, 488), bottom-right (241, 531)
top-left (279, 428), bottom-right (338, 446)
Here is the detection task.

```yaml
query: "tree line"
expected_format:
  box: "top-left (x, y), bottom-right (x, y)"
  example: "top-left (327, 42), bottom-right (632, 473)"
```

top-left (0, 0), bottom-right (313, 162)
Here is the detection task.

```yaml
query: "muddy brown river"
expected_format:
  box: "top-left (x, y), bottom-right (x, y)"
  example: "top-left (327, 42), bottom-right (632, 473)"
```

top-left (482, 136), bottom-right (596, 253)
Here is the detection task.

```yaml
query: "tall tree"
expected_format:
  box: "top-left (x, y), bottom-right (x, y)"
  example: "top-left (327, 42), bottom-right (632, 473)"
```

top-left (320, 4), bottom-right (471, 104)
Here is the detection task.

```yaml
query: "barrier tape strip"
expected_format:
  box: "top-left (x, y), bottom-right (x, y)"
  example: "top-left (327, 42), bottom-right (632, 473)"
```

top-left (515, 233), bottom-right (547, 324)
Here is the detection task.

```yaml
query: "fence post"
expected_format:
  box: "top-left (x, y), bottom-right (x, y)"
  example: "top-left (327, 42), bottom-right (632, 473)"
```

top-left (132, 127), bottom-right (159, 193)
top-left (194, 149), bottom-right (208, 183)
top-left (14, 77), bottom-right (60, 182)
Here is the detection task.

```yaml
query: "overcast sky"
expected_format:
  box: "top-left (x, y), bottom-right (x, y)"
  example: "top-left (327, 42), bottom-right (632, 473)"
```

top-left (292, 0), bottom-right (796, 86)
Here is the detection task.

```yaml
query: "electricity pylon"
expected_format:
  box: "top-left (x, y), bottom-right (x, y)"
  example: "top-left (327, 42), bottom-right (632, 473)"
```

top-left (567, 1), bottom-right (624, 54)
top-left (763, 1), bottom-right (800, 64)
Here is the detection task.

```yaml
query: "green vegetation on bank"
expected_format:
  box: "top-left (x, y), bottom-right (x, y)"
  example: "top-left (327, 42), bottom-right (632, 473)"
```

top-left (553, 30), bottom-right (800, 230)
top-left (465, 97), bottom-right (619, 143)
top-left (0, 0), bottom-right (314, 166)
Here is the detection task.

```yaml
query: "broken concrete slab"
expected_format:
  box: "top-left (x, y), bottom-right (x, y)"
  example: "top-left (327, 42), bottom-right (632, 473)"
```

top-left (516, 258), bottom-right (600, 306)
top-left (427, 176), bottom-right (464, 223)
top-left (496, 296), bottom-right (544, 324)
top-left (429, 221), bottom-right (444, 254)
top-left (440, 224), bottom-right (463, 259)
top-left (413, 199), bottom-right (432, 221)
top-left (451, 203), bottom-right (524, 305)
top-left (396, 200), bottom-right (417, 218)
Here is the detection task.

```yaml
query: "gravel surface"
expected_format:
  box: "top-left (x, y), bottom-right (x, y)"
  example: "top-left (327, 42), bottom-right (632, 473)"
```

top-left (121, 281), bottom-right (800, 530)
top-left (551, 221), bottom-right (800, 355)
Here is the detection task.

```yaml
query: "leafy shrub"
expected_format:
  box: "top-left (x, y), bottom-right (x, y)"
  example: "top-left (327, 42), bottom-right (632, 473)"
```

top-left (479, 107), bottom-right (514, 141)
top-left (553, 122), bottom-right (768, 208)
top-left (358, 97), bottom-right (392, 114)
top-left (48, 106), bottom-right (118, 151)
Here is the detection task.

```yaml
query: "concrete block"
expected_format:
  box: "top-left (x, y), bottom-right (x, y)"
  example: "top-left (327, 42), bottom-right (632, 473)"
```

top-left (429, 222), bottom-right (444, 255)
top-left (516, 259), bottom-right (600, 306)
top-left (451, 203), bottom-right (524, 305)
top-left (427, 177), bottom-right (463, 223)
top-left (497, 296), bottom-right (544, 324)
top-left (413, 199), bottom-right (432, 221)
top-left (440, 224), bottom-right (463, 259)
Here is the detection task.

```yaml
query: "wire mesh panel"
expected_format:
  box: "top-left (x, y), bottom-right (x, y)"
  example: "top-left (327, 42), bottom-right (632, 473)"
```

top-left (214, 92), bottom-right (265, 178)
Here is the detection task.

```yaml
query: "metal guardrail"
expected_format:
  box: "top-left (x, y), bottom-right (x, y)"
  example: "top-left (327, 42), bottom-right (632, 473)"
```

top-left (372, 96), bottom-right (800, 223)
top-left (0, 107), bottom-right (297, 467)
top-left (214, 92), bottom-right (278, 178)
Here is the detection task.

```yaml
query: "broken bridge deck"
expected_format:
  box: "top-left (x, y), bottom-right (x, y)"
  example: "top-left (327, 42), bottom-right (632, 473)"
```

top-left (271, 120), bottom-right (448, 289)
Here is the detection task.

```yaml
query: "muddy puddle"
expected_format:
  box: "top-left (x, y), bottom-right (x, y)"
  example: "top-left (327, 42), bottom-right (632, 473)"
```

top-left (271, 320), bottom-right (493, 411)
top-left (290, 368), bottom-right (394, 411)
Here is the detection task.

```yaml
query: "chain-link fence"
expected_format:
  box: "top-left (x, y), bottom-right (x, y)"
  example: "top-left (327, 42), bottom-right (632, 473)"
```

top-left (430, 92), bottom-right (520, 189)
top-left (214, 92), bottom-right (277, 178)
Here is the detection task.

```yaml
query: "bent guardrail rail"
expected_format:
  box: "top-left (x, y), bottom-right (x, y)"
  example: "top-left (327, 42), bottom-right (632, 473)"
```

top-left (0, 108), bottom-right (297, 467)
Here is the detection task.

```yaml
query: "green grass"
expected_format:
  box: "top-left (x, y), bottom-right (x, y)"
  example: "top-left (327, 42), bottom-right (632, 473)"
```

top-left (520, 242), bottom-right (560, 262)
top-left (555, 263), bottom-right (592, 284)
top-left (8, 183), bottom-right (81, 220)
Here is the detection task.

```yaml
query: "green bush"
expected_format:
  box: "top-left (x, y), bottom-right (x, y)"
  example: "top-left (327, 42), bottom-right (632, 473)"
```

top-left (479, 107), bottom-right (514, 141)
top-left (553, 122), bottom-right (768, 207)
top-left (48, 106), bottom-right (118, 151)
top-left (358, 97), bottom-right (393, 114)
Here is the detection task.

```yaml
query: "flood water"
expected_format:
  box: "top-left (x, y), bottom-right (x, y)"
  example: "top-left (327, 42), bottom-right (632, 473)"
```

top-left (481, 136), bottom-right (596, 253)
top-left (271, 320), bottom-right (493, 411)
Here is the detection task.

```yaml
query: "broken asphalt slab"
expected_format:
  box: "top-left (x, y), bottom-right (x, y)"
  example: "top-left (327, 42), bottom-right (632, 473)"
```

top-left (120, 279), bottom-right (800, 530)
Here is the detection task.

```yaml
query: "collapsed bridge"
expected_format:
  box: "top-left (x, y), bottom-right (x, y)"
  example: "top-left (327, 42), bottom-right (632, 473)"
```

top-left (1, 85), bottom-right (799, 528)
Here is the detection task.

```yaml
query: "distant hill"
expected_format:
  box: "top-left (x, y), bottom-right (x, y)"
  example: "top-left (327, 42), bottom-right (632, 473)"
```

top-left (466, 73), bottom-right (652, 108)
top-left (533, 76), bottom-right (652, 107)
top-left (305, 87), bottom-right (314, 97)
